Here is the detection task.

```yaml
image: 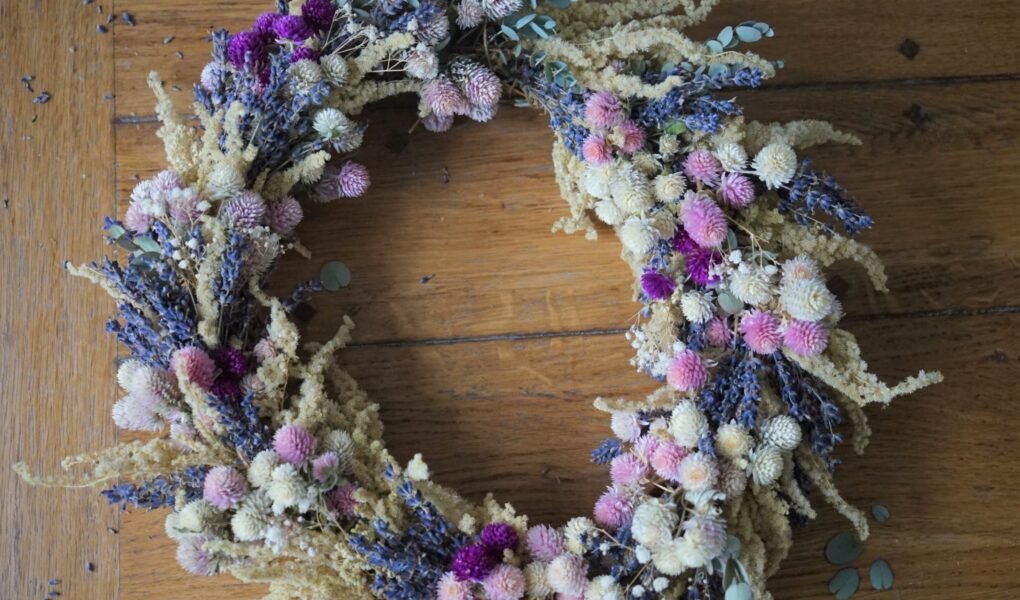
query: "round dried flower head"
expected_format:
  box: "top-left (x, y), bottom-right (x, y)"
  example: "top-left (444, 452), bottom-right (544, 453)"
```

top-left (481, 0), bottom-right (524, 20)
top-left (336, 160), bottom-right (371, 197)
top-left (670, 400), bottom-right (708, 447)
top-left (563, 516), bottom-right (595, 554)
top-left (267, 463), bottom-right (309, 513)
top-left (666, 350), bottom-right (709, 392)
top-left (587, 575), bottom-right (625, 600)
top-left (171, 346), bottom-right (216, 391)
top-left (200, 61), bottom-right (227, 92)
top-left (206, 163), bottom-right (246, 201)
top-left (729, 266), bottom-right (774, 306)
top-left (632, 434), bottom-right (660, 463)
top-left (650, 441), bottom-right (688, 482)
top-left (740, 310), bottom-right (782, 354)
top-left (460, 65), bottom-right (502, 108)
top-left (619, 120), bottom-right (647, 153)
top-left (436, 571), bottom-right (472, 600)
top-left (223, 191), bottom-right (266, 229)
top-left (273, 14), bottom-right (315, 41)
top-left (594, 486), bottom-right (634, 529)
top-left (252, 12), bottom-right (280, 35)
top-left (267, 196), bottom-right (303, 236)
top-left (112, 394), bottom-right (163, 431)
top-left (124, 202), bottom-right (154, 233)
top-left (546, 554), bottom-right (587, 596)
top-left (405, 44), bottom-right (440, 80)
top-left (619, 217), bottom-right (658, 256)
top-left (631, 498), bottom-right (679, 550)
top-left (683, 516), bottom-right (728, 565)
top-left (761, 415), bottom-right (803, 451)
top-left (783, 319), bottom-right (829, 356)
top-left (313, 108), bottom-right (354, 141)
top-left (749, 445), bottom-right (783, 485)
top-left (581, 134), bottom-right (613, 165)
top-left (290, 46), bottom-right (319, 63)
top-left (706, 315), bottom-right (732, 346)
top-left (273, 424), bottom-right (317, 465)
top-left (677, 452), bottom-right (719, 492)
top-left (323, 429), bottom-right (355, 471)
top-left (327, 482), bottom-right (360, 517)
top-left (451, 543), bottom-right (497, 582)
top-left (640, 270), bottom-right (675, 301)
top-left (718, 172), bottom-right (756, 208)
top-left (247, 449), bottom-right (281, 488)
top-left (230, 493), bottom-right (273, 541)
top-left (681, 193), bottom-right (727, 247)
top-left (203, 466), bottom-right (249, 510)
top-left (482, 564), bottom-right (526, 600)
top-left (781, 278), bottom-right (834, 321)
top-left (651, 537), bottom-right (691, 575)
top-left (584, 91), bottom-right (626, 129)
top-left (423, 112), bottom-right (455, 132)
top-left (301, 0), bottom-right (334, 30)
top-left (610, 453), bottom-right (647, 486)
top-left (752, 142), bottom-right (797, 189)
top-left (593, 199), bottom-right (623, 226)
top-left (653, 172), bottom-right (686, 202)
top-left (320, 54), bottom-right (349, 86)
top-left (523, 563), bottom-right (553, 598)
top-left (311, 451), bottom-right (340, 482)
top-left (610, 412), bottom-right (642, 442)
top-left (153, 170), bottom-right (183, 191)
top-left (781, 256), bottom-right (821, 285)
top-left (287, 59), bottom-right (324, 94)
top-left (466, 102), bottom-right (498, 122)
top-left (227, 31), bottom-right (267, 69)
top-left (719, 462), bottom-right (748, 498)
top-left (715, 422), bottom-right (752, 460)
top-left (713, 142), bottom-right (748, 172)
top-left (423, 76), bottom-right (469, 117)
top-left (176, 534), bottom-right (219, 575)
top-left (455, 0), bottom-right (485, 28)
top-left (480, 522), bottom-right (519, 552)
top-left (682, 149), bottom-right (722, 184)
top-left (680, 291), bottom-right (714, 324)
top-left (167, 187), bottom-right (205, 224)
top-left (525, 524), bottom-right (565, 561)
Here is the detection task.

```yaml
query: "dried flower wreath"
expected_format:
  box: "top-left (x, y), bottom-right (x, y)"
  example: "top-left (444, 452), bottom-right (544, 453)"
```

top-left (15, 0), bottom-right (943, 598)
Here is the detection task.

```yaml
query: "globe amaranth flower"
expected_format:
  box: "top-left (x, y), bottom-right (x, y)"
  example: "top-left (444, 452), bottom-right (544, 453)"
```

top-left (740, 309), bottom-right (782, 354)
top-left (451, 543), bottom-right (497, 581)
top-left (640, 270), bottom-right (675, 300)
top-left (780, 278), bottom-right (834, 321)
top-left (111, 394), bottom-right (163, 431)
top-left (480, 522), bottom-right (519, 552)
top-left (423, 76), bottom-right (469, 117)
top-left (481, 0), bottom-right (524, 20)
top-left (593, 486), bottom-right (634, 529)
top-left (670, 400), bottom-right (708, 448)
top-left (682, 149), bottom-right (722, 184)
top-left (650, 441), bottom-right (688, 482)
top-left (705, 315), bottom-right (732, 346)
top-left (326, 482), bottom-right (360, 517)
top-left (610, 453), bottom-right (647, 486)
top-left (267, 196), bottom-right (303, 236)
top-left (610, 412), bottom-right (642, 442)
top-left (311, 452), bottom-right (340, 482)
top-left (482, 564), bottom-right (527, 600)
top-left (546, 553), bottom-right (587, 596)
top-left (272, 14), bottom-right (315, 41)
top-left (252, 12), bottom-right (280, 36)
top-left (681, 192), bottom-right (728, 247)
top-left (171, 346), bottom-right (217, 391)
top-left (301, 0), bottom-right (335, 30)
top-left (781, 256), bottom-right (821, 285)
top-left (436, 571), bottom-right (473, 600)
top-left (456, 0), bottom-right (485, 28)
top-left (581, 134), bottom-right (613, 165)
top-left (718, 172), bottom-right (756, 208)
top-left (272, 424), bottom-right (317, 465)
top-left (618, 120), bottom-right (647, 153)
top-left (677, 452), bottom-right (719, 492)
top-left (223, 191), bottom-right (266, 228)
top-left (713, 142), bottom-right (748, 171)
top-left (525, 524), bottom-right (565, 561)
top-left (783, 318), bottom-right (829, 356)
top-left (584, 91), bottom-right (626, 129)
top-left (752, 142), bottom-right (797, 189)
top-left (203, 465), bottom-right (249, 509)
top-left (290, 46), bottom-right (319, 63)
top-left (227, 31), bottom-right (267, 69)
top-left (176, 534), bottom-right (219, 576)
top-left (666, 350), bottom-right (708, 392)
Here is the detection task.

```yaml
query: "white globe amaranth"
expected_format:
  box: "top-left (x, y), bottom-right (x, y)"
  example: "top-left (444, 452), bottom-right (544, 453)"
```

top-left (781, 278), bottom-right (835, 321)
top-left (680, 291), bottom-right (714, 324)
top-left (760, 414), bottom-right (803, 450)
top-left (619, 216), bottom-right (659, 256)
top-left (320, 54), bottom-right (349, 86)
top-left (715, 422), bottom-right (752, 460)
top-left (670, 400), bottom-right (708, 447)
top-left (248, 449), bottom-right (281, 488)
top-left (748, 445), bottom-right (784, 486)
top-left (728, 264), bottom-right (775, 306)
top-left (752, 142), bottom-right (797, 189)
top-left (631, 498), bottom-right (679, 550)
top-left (653, 172), bottom-right (687, 202)
top-left (714, 142), bottom-right (748, 172)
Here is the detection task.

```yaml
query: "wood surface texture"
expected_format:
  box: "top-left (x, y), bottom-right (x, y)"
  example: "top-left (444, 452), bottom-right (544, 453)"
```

top-left (2, 1), bottom-right (1019, 599)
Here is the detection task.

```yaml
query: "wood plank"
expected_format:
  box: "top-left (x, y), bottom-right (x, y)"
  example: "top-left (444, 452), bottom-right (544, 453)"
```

top-left (113, 80), bottom-right (1020, 343)
top-left (0, 1), bottom-right (120, 599)
top-left (117, 312), bottom-right (1019, 598)
top-left (110, 0), bottom-right (1020, 118)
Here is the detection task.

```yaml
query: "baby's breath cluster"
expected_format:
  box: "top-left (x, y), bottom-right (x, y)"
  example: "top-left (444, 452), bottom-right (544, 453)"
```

top-left (15, 0), bottom-right (941, 599)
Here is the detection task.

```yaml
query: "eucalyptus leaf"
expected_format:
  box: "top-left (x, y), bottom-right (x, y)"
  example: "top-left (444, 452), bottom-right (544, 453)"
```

top-left (106, 224), bottom-right (127, 240)
top-left (529, 21), bottom-right (549, 38)
top-left (716, 25), bottom-right (734, 48)
top-left (724, 534), bottom-right (742, 558)
top-left (725, 582), bottom-right (752, 600)
top-left (705, 39), bottom-right (724, 53)
top-left (725, 228), bottom-right (739, 251)
top-left (133, 236), bottom-right (162, 254)
top-left (663, 121), bottom-right (688, 135)
top-left (116, 237), bottom-right (138, 251)
top-left (500, 23), bottom-right (519, 40)
top-left (734, 25), bottom-right (762, 43)
top-left (718, 290), bottom-right (744, 315)
top-left (871, 504), bottom-right (890, 522)
top-left (320, 260), bottom-right (352, 291)
top-left (869, 560), bottom-right (894, 590)
top-left (515, 13), bottom-right (536, 28)
top-left (829, 568), bottom-right (860, 600)
top-left (825, 532), bottom-right (864, 565)
top-left (708, 63), bottom-right (731, 78)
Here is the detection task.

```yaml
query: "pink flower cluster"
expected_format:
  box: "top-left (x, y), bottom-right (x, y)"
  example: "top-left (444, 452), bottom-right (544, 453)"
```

top-left (580, 92), bottom-right (647, 165)
top-left (125, 171), bottom-right (205, 233)
top-left (439, 523), bottom-right (525, 600)
top-left (422, 59), bottom-right (503, 132)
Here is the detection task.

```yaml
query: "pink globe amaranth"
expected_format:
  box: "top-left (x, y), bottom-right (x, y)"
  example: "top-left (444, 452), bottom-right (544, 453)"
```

top-left (423, 77), bottom-right (469, 117)
top-left (650, 441), bottom-right (688, 481)
top-left (203, 465), bottom-right (249, 509)
top-left (223, 190), bottom-right (266, 228)
top-left (584, 91), bottom-right (625, 129)
top-left (311, 452), bottom-right (340, 482)
top-left (783, 319), bottom-right (829, 356)
top-left (619, 120), bottom-right (647, 153)
top-left (176, 534), bottom-right (217, 575)
top-left (631, 434), bottom-right (661, 462)
top-left (666, 350), bottom-right (709, 392)
top-left (593, 487), bottom-right (634, 530)
top-left (682, 149), bottom-right (723, 184)
top-left (337, 161), bottom-right (371, 198)
top-left (610, 453), bottom-right (647, 486)
top-left (327, 482), bottom-right (360, 517)
top-left (273, 423), bottom-right (317, 465)
top-left (706, 315), bottom-right (732, 347)
top-left (480, 522), bottom-right (519, 552)
top-left (423, 112), bottom-right (455, 132)
top-left (482, 564), bottom-right (527, 600)
top-left (124, 202), bottom-right (154, 233)
top-left (153, 170), bottom-right (183, 192)
top-left (741, 310), bottom-right (782, 354)
top-left (682, 193), bottom-right (728, 248)
top-left (267, 196), bottom-right (303, 236)
top-left (581, 134), bottom-right (613, 165)
top-left (462, 67), bottom-right (502, 108)
top-left (718, 172), bottom-right (756, 208)
top-left (171, 346), bottom-right (217, 391)
top-left (525, 524), bottom-right (565, 562)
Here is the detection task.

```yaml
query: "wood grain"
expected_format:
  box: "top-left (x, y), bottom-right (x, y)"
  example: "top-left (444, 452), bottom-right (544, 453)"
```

top-left (109, 0), bottom-right (1020, 117)
top-left (0, 1), bottom-right (120, 599)
top-left (3, 1), bottom-right (1020, 599)
top-left (115, 79), bottom-right (1020, 343)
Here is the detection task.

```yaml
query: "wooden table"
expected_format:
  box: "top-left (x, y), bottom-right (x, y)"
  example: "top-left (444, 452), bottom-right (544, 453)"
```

top-left (2, 1), bottom-right (1019, 598)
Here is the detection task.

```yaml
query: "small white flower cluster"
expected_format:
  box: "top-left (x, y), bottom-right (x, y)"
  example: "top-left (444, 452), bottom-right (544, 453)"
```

top-left (583, 159), bottom-right (678, 258)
